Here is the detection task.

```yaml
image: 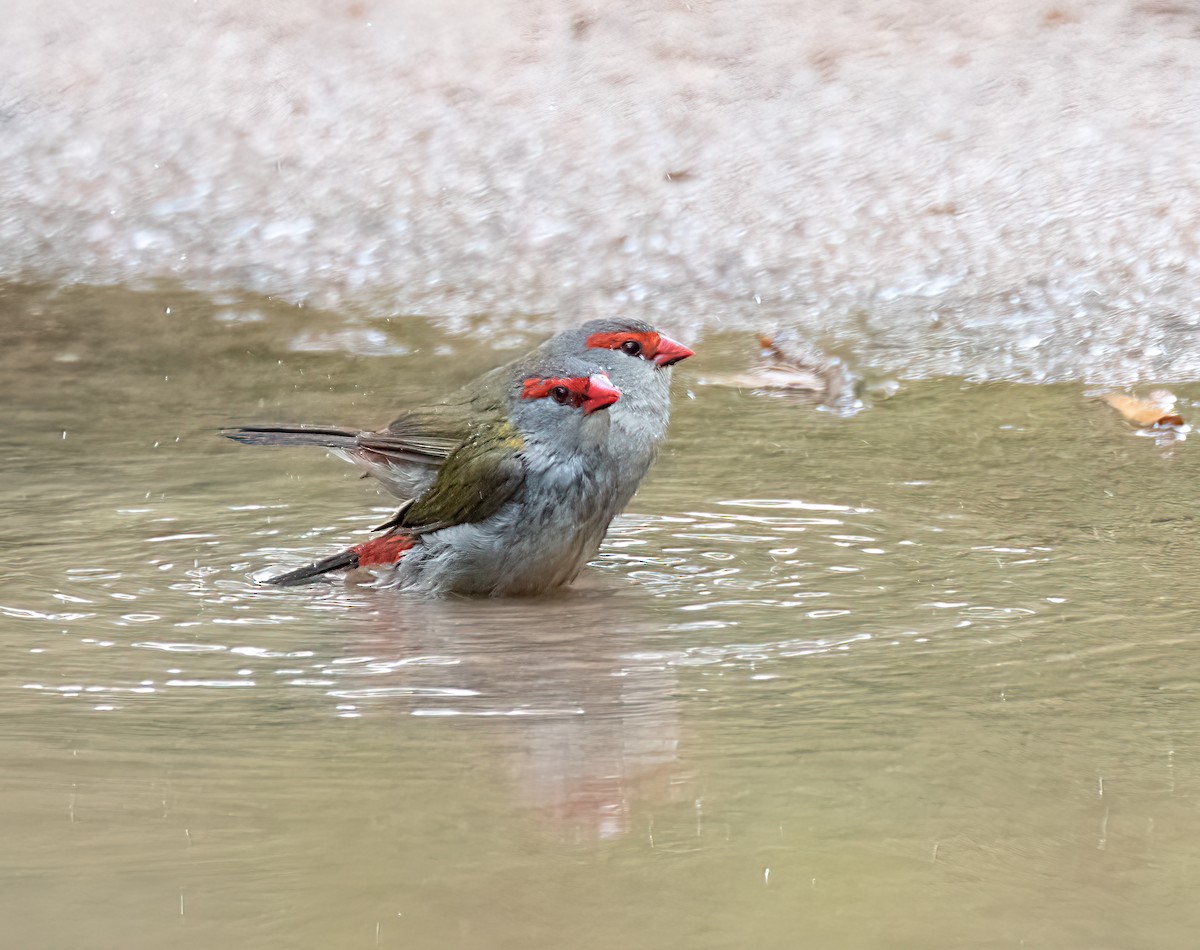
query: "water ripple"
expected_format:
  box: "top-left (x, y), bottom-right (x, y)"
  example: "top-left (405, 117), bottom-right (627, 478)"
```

top-left (133, 641), bottom-right (228, 653)
top-left (718, 498), bottom-right (877, 513)
top-left (1, 604), bottom-right (94, 622)
top-left (327, 686), bottom-right (480, 699)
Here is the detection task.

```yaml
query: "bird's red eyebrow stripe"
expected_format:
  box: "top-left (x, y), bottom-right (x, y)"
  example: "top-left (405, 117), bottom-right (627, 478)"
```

top-left (585, 330), bottom-right (661, 356)
top-left (521, 376), bottom-right (588, 400)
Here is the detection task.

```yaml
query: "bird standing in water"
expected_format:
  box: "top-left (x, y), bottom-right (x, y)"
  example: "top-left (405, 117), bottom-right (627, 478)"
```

top-left (226, 320), bottom-right (694, 594)
top-left (226, 317), bottom-right (692, 508)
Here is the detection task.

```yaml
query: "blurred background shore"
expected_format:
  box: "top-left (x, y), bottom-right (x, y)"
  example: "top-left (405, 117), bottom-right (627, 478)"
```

top-left (3, 0), bottom-right (1198, 382)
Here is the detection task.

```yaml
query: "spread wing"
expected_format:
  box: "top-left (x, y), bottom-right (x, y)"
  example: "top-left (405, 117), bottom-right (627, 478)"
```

top-left (354, 375), bottom-right (518, 467)
top-left (354, 407), bottom-right (475, 466)
top-left (223, 412), bottom-right (467, 467)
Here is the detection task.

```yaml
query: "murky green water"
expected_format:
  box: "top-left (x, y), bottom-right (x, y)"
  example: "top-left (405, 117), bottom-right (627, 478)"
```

top-left (3, 282), bottom-right (1199, 949)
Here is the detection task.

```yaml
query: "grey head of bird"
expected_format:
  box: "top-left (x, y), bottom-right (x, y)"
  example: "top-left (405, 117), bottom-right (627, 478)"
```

top-left (546, 318), bottom-right (694, 464)
top-left (545, 317), bottom-right (694, 390)
top-left (503, 357), bottom-right (623, 460)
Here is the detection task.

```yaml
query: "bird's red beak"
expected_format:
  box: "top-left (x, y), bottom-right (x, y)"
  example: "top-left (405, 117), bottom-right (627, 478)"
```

top-left (584, 374), bottom-right (621, 414)
top-left (653, 335), bottom-right (694, 367)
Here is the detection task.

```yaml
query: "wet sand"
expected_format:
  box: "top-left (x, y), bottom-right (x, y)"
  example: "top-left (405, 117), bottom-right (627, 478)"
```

top-left (3, 0), bottom-right (1199, 381)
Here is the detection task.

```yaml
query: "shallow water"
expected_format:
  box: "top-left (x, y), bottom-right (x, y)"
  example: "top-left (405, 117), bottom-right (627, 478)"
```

top-left (3, 282), bottom-right (1199, 949)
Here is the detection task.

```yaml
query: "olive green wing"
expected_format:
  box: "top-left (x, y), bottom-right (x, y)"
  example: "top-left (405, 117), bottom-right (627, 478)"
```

top-left (397, 423), bottom-right (527, 534)
top-left (358, 365), bottom-right (513, 468)
top-left (354, 406), bottom-right (477, 467)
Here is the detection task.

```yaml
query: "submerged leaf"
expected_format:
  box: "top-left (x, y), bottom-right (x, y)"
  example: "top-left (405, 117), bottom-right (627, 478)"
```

top-left (723, 333), bottom-right (856, 398)
top-left (1101, 390), bottom-right (1184, 428)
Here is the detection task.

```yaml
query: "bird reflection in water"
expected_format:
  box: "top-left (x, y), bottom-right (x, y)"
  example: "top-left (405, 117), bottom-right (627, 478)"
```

top-left (336, 582), bottom-right (690, 841)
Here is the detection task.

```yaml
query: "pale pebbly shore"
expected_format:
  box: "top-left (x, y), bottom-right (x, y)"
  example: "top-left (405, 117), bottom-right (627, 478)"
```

top-left (2, 0), bottom-right (1199, 383)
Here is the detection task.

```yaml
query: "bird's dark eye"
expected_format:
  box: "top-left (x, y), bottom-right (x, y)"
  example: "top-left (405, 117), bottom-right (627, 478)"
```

top-left (549, 386), bottom-right (571, 404)
top-left (620, 339), bottom-right (642, 356)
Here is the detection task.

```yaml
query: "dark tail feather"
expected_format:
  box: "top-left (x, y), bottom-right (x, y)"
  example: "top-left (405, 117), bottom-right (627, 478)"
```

top-left (267, 549), bottom-right (360, 586)
top-left (223, 424), bottom-right (361, 448)
top-left (266, 533), bottom-right (415, 586)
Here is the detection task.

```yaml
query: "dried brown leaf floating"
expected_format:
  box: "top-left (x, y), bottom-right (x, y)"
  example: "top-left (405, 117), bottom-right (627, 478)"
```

top-left (1101, 390), bottom-right (1185, 428)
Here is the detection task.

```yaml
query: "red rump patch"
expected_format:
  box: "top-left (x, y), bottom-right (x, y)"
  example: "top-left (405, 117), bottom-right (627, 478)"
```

top-left (352, 533), bottom-right (415, 566)
top-left (585, 330), bottom-right (662, 358)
